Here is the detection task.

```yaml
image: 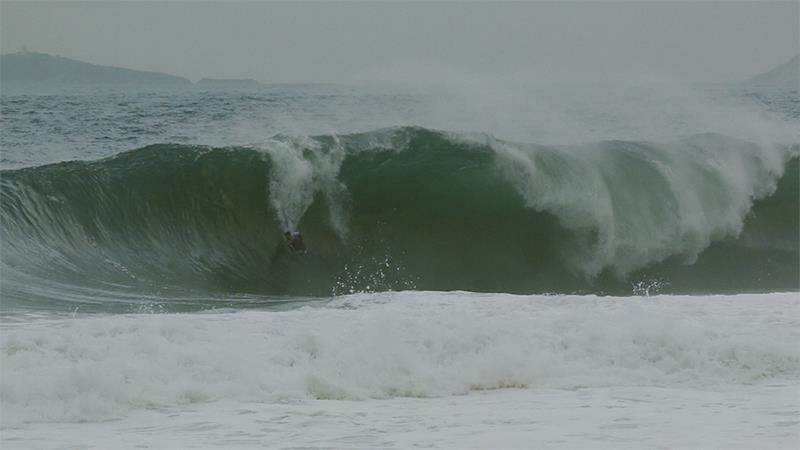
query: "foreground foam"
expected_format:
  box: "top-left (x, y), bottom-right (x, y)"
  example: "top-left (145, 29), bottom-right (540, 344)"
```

top-left (2, 291), bottom-right (798, 426)
top-left (5, 386), bottom-right (797, 449)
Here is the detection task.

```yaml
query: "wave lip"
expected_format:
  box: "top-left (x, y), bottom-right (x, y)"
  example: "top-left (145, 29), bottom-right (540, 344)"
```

top-left (1, 127), bottom-right (798, 304)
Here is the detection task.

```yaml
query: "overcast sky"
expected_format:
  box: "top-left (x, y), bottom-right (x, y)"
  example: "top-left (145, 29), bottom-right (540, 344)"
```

top-left (1, 1), bottom-right (797, 83)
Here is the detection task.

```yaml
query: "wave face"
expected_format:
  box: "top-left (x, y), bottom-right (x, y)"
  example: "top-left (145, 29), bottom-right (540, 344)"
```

top-left (1, 127), bottom-right (797, 307)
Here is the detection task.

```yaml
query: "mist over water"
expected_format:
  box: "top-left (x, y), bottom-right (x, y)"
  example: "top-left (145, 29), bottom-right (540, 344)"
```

top-left (2, 81), bottom-right (796, 169)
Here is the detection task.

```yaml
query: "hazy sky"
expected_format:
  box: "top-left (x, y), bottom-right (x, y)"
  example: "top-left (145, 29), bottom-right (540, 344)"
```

top-left (1, 1), bottom-right (797, 83)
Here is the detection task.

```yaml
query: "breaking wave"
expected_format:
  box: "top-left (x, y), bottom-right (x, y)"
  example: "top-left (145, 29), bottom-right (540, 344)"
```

top-left (1, 127), bottom-right (797, 309)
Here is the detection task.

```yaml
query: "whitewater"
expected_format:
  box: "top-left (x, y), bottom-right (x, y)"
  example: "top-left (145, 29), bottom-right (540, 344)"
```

top-left (1, 82), bottom-right (798, 448)
top-left (2, 292), bottom-right (799, 449)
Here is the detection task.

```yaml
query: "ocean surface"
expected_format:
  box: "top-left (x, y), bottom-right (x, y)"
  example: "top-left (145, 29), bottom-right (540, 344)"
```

top-left (1, 82), bottom-right (798, 449)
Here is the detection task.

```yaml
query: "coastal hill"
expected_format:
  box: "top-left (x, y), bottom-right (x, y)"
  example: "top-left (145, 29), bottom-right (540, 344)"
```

top-left (742, 54), bottom-right (799, 90)
top-left (0, 51), bottom-right (190, 85)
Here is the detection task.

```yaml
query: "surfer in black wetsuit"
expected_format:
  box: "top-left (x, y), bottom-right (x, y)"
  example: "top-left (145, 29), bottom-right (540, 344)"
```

top-left (284, 231), bottom-right (306, 254)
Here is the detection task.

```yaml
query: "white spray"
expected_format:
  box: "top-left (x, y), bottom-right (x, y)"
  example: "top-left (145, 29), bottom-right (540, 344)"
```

top-left (258, 136), bottom-right (349, 238)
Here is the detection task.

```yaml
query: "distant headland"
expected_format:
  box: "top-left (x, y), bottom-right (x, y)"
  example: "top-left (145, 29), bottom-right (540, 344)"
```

top-left (741, 54), bottom-right (799, 90)
top-left (0, 51), bottom-right (264, 87)
top-left (0, 51), bottom-right (191, 85)
top-left (2, 50), bottom-right (796, 90)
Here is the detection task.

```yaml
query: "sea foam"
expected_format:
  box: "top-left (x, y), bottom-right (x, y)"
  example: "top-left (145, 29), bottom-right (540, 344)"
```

top-left (2, 291), bottom-right (797, 425)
